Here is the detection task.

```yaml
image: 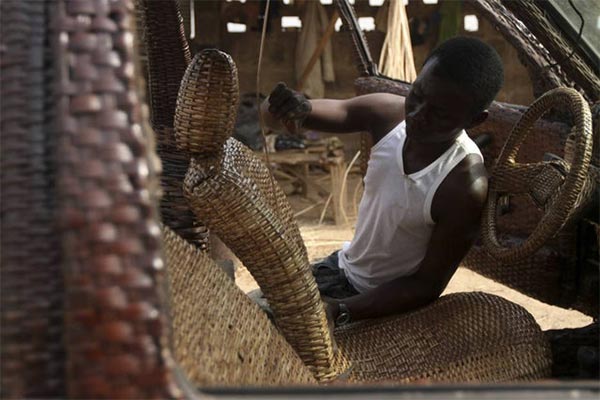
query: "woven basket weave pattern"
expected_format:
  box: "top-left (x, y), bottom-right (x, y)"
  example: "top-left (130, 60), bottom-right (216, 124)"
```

top-left (51, 1), bottom-right (181, 397)
top-left (184, 139), bottom-right (345, 381)
top-left (336, 292), bottom-right (551, 383)
top-left (137, 0), bottom-right (210, 251)
top-left (483, 88), bottom-right (593, 262)
top-left (181, 155), bottom-right (556, 384)
top-left (183, 140), bottom-right (553, 384)
top-left (463, 245), bottom-right (562, 306)
top-left (177, 46), bottom-right (554, 384)
top-left (163, 226), bottom-right (315, 387)
top-left (502, 0), bottom-right (599, 102)
top-left (136, 0), bottom-right (191, 130)
top-left (175, 50), bottom-right (240, 159)
top-left (174, 49), bottom-right (343, 381)
top-left (156, 127), bottom-right (210, 250)
top-left (0, 1), bottom-right (64, 397)
top-left (0, 0), bottom-right (559, 395)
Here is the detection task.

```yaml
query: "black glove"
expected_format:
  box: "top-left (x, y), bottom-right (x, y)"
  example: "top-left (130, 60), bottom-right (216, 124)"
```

top-left (267, 82), bottom-right (312, 132)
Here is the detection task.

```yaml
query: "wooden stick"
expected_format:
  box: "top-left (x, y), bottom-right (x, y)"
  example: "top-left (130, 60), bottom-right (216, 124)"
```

top-left (294, 200), bottom-right (326, 218)
top-left (339, 150), bottom-right (361, 226)
top-left (272, 169), bottom-right (296, 181)
top-left (297, 10), bottom-right (339, 91)
top-left (353, 178), bottom-right (363, 217)
top-left (319, 194), bottom-right (333, 225)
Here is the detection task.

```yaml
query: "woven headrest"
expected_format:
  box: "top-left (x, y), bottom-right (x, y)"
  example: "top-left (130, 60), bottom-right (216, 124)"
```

top-left (174, 49), bottom-right (239, 158)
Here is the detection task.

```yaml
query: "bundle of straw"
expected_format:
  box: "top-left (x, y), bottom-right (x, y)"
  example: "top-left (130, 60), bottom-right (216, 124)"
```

top-left (378, 0), bottom-right (417, 82)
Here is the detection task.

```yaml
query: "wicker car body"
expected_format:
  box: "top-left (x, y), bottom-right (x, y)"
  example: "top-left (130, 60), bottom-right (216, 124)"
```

top-left (0, 0), bottom-right (597, 399)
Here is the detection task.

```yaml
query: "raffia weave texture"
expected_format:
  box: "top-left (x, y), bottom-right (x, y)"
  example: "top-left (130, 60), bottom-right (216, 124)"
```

top-left (137, 0), bottom-right (209, 251)
top-left (336, 292), bottom-right (551, 383)
top-left (51, 1), bottom-right (182, 397)
top-left (163, 226), bottom-right (315, 387)
top-left (184, 139), bottom-right (346, 381)
top-left (0, 1), bottom-right (64, 397)
top-left (175, 50), bottom-right (240, 158)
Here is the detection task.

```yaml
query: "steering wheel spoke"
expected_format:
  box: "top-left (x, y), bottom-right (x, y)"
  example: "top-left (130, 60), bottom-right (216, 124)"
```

top-left (528, 160), bottom-right (569, 209)
top-left (493, 160), bottom-right (568, 209)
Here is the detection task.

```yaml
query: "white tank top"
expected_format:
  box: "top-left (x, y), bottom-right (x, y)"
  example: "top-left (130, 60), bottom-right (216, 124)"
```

top-left (338, 120), bottom-right (483, 293)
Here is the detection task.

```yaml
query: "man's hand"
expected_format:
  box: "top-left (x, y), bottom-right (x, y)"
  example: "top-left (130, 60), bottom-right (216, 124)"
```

top-left (267, 82), bottom-right (312, 133)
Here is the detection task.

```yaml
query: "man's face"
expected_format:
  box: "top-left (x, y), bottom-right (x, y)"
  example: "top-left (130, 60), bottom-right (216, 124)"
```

top-left (404, 58), bottom-right (478, 144)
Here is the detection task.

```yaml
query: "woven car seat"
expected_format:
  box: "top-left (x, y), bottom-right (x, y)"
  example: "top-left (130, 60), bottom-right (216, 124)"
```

top-left (177, 49), bottom-right (552, 383)
top-left (165, 223), bottom-right (551, 385)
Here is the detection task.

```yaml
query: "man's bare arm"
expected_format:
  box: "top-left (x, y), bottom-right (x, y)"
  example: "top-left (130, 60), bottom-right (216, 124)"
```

top-left (333, 160), bottom-right (488, 319)
top-left (304, 95), bottom-right (404, 143)
top-left (261, 83), bottom-right (405, 145)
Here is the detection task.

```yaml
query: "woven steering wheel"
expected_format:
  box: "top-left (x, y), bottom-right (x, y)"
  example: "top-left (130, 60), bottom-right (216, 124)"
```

top-left (482, 87), bottom-right (593, 263)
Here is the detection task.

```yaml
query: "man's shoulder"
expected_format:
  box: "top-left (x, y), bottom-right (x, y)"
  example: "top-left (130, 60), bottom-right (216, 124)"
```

top-left (360, 93), bottom-right (405, 143)
top-left (433, 154), bottom-right (488, 223)
top-left (446, 154), bottom-right (488, 202)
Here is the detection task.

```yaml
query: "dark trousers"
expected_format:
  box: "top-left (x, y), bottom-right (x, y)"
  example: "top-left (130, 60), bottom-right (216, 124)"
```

top-left (311, 250), bottom-right (359, 299)
top-left (250, 250), bottom-right (359, 320)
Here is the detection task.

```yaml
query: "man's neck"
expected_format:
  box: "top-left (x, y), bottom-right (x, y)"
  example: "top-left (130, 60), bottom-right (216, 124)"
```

top-left (403, 136), bottom-right (457, 175)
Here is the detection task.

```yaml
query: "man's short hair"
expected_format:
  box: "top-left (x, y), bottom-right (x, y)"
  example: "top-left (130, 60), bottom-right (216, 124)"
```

top-left (425, 36), bottom-right (504, 114)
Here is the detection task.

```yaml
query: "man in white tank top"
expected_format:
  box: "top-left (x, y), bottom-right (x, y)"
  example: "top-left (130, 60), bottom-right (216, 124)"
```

top-left (262, 37), bottom-right (504, 325)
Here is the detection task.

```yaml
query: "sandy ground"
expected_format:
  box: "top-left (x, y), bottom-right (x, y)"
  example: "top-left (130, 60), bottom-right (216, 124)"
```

top-left (234, 171), bottom-right (592, 331)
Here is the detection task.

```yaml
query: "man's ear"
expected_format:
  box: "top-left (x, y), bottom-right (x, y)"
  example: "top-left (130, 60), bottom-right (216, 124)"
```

top-left (467, 110), bottom-right (489, 128)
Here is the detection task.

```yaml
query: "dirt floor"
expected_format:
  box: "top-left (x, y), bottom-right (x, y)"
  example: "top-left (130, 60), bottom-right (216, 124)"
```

top-left (234, 170), bottom-right (592, 331)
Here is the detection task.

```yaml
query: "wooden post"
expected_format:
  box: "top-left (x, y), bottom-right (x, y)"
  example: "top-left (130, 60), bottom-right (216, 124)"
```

top-left (297, 10), bottom-right (339, 92)
top-left (329, 158), bottom-right (346, 226)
